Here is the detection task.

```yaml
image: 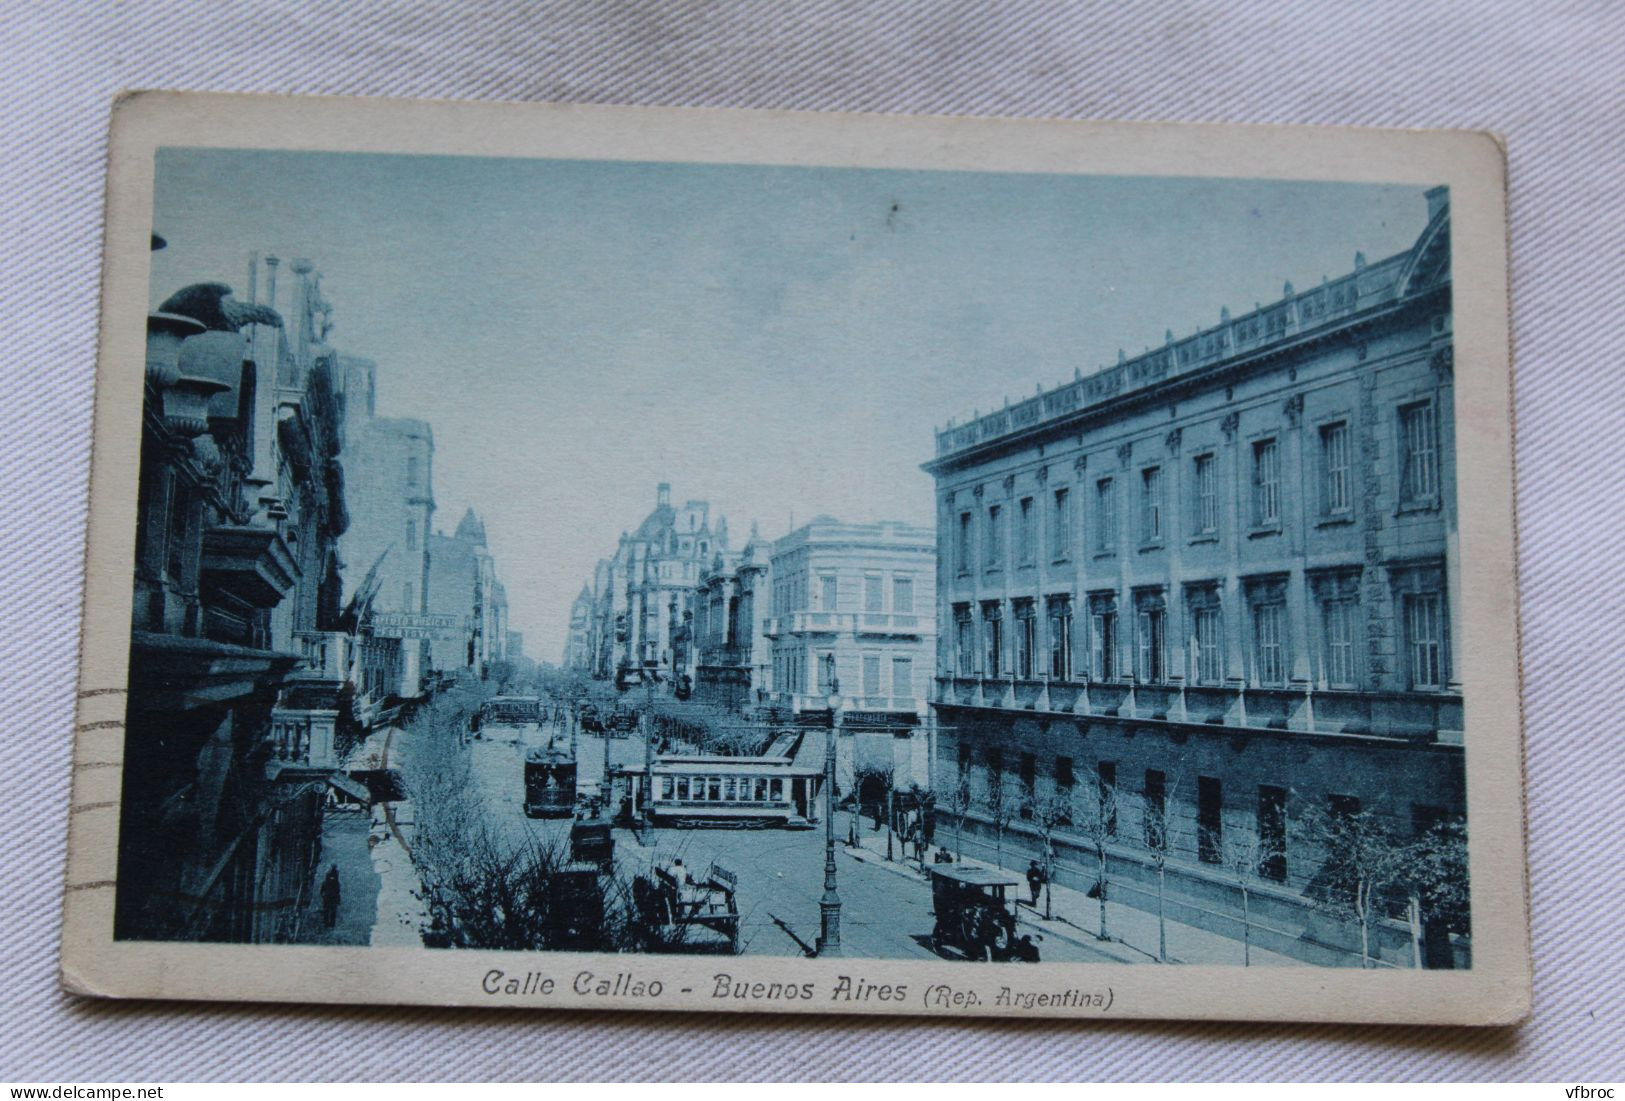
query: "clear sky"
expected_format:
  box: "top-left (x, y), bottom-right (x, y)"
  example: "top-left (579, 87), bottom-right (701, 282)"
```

top-left (150, 148), bottom-right (1432, 662)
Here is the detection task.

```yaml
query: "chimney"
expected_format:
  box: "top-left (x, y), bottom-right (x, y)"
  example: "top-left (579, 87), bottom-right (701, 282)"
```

top-left (657, 482), bottom-right (671, 508)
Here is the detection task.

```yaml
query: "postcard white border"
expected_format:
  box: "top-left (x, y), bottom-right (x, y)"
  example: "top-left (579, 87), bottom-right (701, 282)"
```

top-left (62, 91), bottom-right (1530, 1025)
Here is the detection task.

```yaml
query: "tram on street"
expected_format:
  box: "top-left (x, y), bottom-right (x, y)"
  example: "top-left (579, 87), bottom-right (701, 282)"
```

top-left (523, 742), bottom-right (578, 818)
top-left (615, 733), bottom-right (824, 828)
top-left (478, 695), bottom-right (542, 743)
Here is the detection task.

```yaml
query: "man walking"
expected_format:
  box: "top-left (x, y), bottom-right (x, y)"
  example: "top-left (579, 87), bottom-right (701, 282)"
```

top-left (1026, 860), bottom-right (1046, 907)
top-left (321, 864), bottom-right (341, 928)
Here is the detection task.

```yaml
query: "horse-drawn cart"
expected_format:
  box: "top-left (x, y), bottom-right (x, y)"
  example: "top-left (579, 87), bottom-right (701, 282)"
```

top-left (633, 862), bottom-right (740, 953)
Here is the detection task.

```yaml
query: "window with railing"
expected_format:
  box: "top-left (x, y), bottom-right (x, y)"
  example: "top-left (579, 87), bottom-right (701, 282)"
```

top-left (982, 601), bottom-right (1003, 677)
top-left (1250, 593), bottom-right (1287, 686)
top-left (1094, 478), bottom-right (1115, 554)
top-left (1252, 438), bottom-right (1281, 528)
top-left (1320, 421), bottom-right (1352, 517)
top-left (1088, 595), bottom-right (1117, 682)
top-left (1135, 592), bottom-right (1166, 683)
top-left (1392, 563), bottom-right (1447, 690)
top-left (1193, 453), bottom-right (1218, 536)
top-left (1052, 487), bottom-right (1072, 560)
top-left (1323, 597), bottom-right (1358, 688)
top-left (954, 604), bottom-right (974, 676)
top-left (1405, 592), bottom-right (1445, 689)
top-left (1399, 400), bottom-right (1440, 507)
top-left (1140, 466), bottom-right (1163, 544)
top-left (1189, 593), bottom-right (1222, 685)
top-left (1047, 595), bottom-right (1072, 680)
top-left (1018, 496), bottom-right (1036, 566)
top-left (1013, 599), bottom-right (1036, 678)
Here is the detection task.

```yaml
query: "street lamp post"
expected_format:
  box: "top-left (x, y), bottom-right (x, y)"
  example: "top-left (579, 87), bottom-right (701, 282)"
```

top-left (816, 652), bottom-right (842, 957)
top-left (639, 672), bottom-right (656, 842)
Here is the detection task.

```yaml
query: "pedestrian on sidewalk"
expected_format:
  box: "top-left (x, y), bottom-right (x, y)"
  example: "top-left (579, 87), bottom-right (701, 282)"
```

top-left (1026, 860), bottom-right (1046, 906)
top-left (320, 864), bottom-right (341, 928)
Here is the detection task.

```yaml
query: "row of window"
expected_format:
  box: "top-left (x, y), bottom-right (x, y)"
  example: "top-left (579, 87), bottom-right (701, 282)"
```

top-left (950, 566), bottom-right (1449, 691)
top-left (953, 400), bottom-right (1441, 574)
top-left (773, 648), bottom-right (918, 698)
top-left (774, 572), bottom-right (917, 617)
top-left (656, 774), bottom-right (789, 805)
top-left (955, 746), bottom-right (1423, 884)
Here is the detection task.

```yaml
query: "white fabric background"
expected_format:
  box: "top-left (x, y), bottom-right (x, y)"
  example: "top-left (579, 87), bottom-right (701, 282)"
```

top-left (2, 0), bottom-right (1620, 1082)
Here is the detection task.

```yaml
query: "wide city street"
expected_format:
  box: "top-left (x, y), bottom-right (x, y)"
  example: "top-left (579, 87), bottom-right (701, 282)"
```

top-left (454, 715), bottom-right (1116, 962)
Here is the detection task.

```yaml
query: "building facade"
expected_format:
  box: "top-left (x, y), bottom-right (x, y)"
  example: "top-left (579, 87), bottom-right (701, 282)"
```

top-left (425, 508), bottom-right (508, 679)
top-left (923, 188), bottom-right (1463, 966)
top-left (592, 483), bottom-right (729, 683)
top-left (335, 354), bottom-right (436, 699)
top-left (691, 525), bottom-right (774, 711)
top-left (764, 517), bottom-right (937, 793)
top-left (120, 249), bottom-right (354, 943)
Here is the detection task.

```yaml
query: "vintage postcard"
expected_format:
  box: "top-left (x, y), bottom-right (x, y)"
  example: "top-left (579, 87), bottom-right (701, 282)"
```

top-left (62, 92), bottom-right (1529, 1023)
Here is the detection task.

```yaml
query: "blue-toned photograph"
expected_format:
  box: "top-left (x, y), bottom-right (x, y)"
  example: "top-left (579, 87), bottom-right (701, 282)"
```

top-left (120, 148), bottom-right (1464, 969)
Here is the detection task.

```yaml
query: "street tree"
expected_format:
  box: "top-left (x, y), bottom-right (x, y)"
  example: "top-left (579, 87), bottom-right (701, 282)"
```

top-left (935, 762), bottom-right (974, 861)
top-left (981, 767), bottom-right (1019, 871)
top-left (1139, 775), bottom-right (1182, 963)
top-left (1300, 802), bottom-right (1406, 969)
top-left (1074, 779), bottom-right (1119, 941)
top-left (1022, 787), bottom-right (1076, 920)
top-left (1221, 831), bottom-right (1265, 966)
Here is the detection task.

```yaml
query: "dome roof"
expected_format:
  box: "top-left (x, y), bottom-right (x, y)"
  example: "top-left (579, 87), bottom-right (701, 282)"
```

top-left (454, 507), bottom-right (487, 546)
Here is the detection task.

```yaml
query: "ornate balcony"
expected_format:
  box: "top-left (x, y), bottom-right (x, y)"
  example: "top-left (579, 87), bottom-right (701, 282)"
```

top-left (201, 525), bottom-right (298, 610)
top-left (855, 612), bottom-right (925, 636)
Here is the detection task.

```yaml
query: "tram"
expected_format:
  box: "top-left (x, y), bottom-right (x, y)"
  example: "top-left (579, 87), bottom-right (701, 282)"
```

top-left (478, 695), bottom-right (541, 743)
top-left (623, 735), bottom-right (824, 828)
top-left (524, 742), bottom-right (577, 818)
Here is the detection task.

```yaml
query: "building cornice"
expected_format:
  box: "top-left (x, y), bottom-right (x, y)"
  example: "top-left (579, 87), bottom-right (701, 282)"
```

top-left (923, 285), bottom-right (1448, 477)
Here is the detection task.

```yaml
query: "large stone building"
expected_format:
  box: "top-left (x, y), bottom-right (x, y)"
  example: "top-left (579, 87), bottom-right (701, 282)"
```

top-left (691, 524), bottom-right (774, 711)
top-left (923, 188), bottom-right (1463, 966)
top-left (334, 354), bottom-right (435, 699)
top-left (563, 585), bottom-right (594, 669)
top-left (584, 483), bottom-right (729, 683)
top-left (119, 249), bottom-right (355, 943)
top-left (425, 508), bottom-right (509, 679)
top-left (764, 517), bottom-right (937, 793)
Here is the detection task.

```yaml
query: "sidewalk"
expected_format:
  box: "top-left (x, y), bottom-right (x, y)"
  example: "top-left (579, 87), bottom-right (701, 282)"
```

top-left (845, 824), bottom-right (1303, 967)
top-left (369, 724), bottom-right (429, 947)
top-left (297, 808), bottom-right (380, 945)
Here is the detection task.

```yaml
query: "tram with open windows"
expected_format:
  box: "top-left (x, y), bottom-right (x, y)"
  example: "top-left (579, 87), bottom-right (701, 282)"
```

top-left (524, 742), bottom-right (577, 818)
top-left (616, 733), bottom-right (824, 828)
top-left (478, 695), bottom-right (542, 743)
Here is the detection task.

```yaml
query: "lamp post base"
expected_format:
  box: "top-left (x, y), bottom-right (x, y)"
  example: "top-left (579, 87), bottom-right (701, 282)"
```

top-left (817, 900), bottom-right (842, 957)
